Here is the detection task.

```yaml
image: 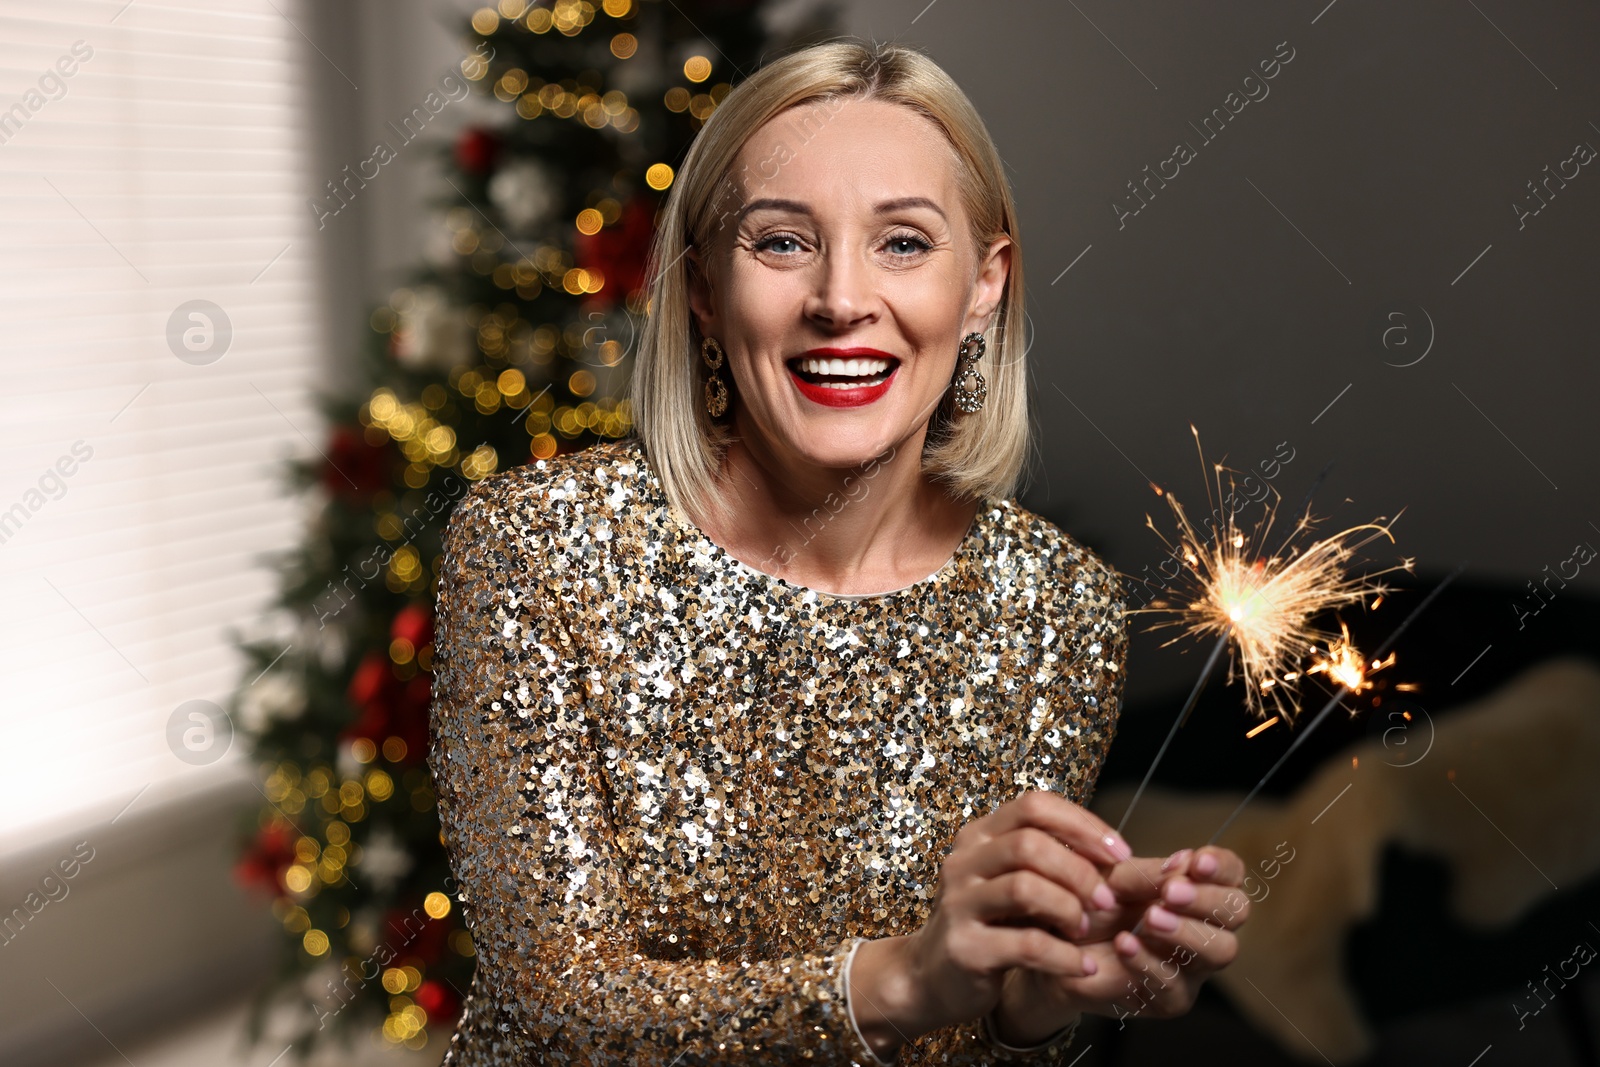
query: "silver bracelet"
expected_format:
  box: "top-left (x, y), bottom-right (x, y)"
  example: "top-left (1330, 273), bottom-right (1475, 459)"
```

top-left (843, 938), bottom-right (898, 1066)
top-left (978, 1005), bottom-right (1078, 1053)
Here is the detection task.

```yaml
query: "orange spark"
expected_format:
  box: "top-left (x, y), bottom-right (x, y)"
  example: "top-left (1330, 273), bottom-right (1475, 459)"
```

top-left (1245, 716), bottom-right (1280, 739)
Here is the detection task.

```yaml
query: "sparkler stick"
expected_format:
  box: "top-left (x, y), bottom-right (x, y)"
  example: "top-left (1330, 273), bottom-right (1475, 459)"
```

top-left (1206, 562), bottom-right (1465, 846)
top-left (1115, 629), bottom-right (1229, 835)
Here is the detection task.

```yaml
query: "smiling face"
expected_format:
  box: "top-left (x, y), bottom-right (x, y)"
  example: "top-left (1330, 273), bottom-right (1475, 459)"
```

top-left (687, 96), bottom-right (1010, 473)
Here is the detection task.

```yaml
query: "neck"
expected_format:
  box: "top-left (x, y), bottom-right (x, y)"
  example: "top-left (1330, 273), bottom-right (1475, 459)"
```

top-left (692, 416), bottom-right (977, 595)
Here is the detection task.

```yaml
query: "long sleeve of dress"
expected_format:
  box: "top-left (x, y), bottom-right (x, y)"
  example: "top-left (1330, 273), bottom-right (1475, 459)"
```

top-left (1014, 555), bottom-right (1129, 809)
top-left (430, 477), bottom-right (884, 1066)
top-left (913, 551), bottom-right (1131, 1064)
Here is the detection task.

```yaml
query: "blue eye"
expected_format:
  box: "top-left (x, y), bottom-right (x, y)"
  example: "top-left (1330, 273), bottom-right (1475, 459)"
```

top-left (755, 233), bottom-right (802, 254)
top-left (887, 233), bottom-right (931, 255)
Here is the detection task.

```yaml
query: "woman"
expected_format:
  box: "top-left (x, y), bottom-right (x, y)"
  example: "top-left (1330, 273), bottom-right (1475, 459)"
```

top-left (430, 39), bottom-right (1250, 1066)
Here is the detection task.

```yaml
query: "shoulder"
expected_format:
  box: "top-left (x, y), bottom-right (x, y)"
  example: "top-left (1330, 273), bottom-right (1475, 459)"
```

top-left (440, 439), bottom-right (656, 600)
top-left (445, 439), bottom-right (648, 537)
top-left (980, 496), bottom-right (1127, 621)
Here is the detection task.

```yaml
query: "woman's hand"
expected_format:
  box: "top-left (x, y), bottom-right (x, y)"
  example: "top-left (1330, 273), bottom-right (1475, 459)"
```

top-left (847, 790), bottom-right (1133, 1059)
top-left (989, 845), bottom-right (1251, 1044)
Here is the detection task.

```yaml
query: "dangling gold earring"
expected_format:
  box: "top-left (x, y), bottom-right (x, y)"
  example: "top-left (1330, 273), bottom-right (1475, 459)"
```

top-left (952, 331), bottom-right (987, 413)
top-left (701, 336), bottom-right (729, 417)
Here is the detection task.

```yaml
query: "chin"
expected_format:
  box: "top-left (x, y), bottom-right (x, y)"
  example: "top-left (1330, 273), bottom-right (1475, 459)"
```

top-left (778, 423), bottom-right (905, 471)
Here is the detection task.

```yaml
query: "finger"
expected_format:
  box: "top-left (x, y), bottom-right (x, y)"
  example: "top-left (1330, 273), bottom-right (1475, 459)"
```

top-left (1187, 845), bottom-right (1246, 887)
top-left (1133, 905), bottom-right (1241, 973)
top-left (970, 869), bottom-right (1093, 942)
top-left (1079, 901), bottom-right (1147, 945)
top-left (1028, 940), bottom-right (1142, 1015)
top-left (977, 922), bottom-right (1098, 978)
top-left (969, 789), bottom-right (1131, 867)
top-left (967, 827), bottom-right (1118, 914)
top-left (1157, 878), bottom-right (1253, 929)
top-left (1105, 856), bottom-right (1171, 901)
top-left (1109, 930), bottom-right (1198, 1018)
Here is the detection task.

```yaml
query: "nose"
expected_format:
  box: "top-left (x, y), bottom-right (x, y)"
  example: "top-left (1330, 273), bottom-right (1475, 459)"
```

top-left (803, 245), bottom-right (879, 332)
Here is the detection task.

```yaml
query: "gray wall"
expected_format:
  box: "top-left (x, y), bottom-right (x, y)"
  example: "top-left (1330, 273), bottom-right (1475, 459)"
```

top-left (842, 0), bottom-right (1600, 699)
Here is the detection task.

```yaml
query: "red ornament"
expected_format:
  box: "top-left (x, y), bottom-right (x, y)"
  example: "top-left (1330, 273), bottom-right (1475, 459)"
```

top-left (454, 126), bottom-right (503, 176)
top-left (234, 821), bottom-right (297, 895)
top-left (382, 904), bottom-right (451, 966)
top-left (393, 674), bottom-right (432, 766)
top-left (324, 425), bottom-right (391, 498)
top-left (391, 603), bottom-right (433, 650)
top-left (414, 979), bottom-right (459, 1022)
top-left (573, 195), bottom-right (657, 307)
top-left (341, 649), bottom-right (431, 766)
top-left (346, 650), bottom-right (392, 712)
top-left (342, 650), bottom-right (395, 743)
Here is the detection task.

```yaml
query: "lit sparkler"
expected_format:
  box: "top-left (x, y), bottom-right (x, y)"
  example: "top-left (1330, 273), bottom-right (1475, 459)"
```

top-left (1302, 616), bottom-right (1415, 697)
top-left (1133, 427), bottom-right (1414, 723)
top-left (1114, 427), bottom-right (1414, 834)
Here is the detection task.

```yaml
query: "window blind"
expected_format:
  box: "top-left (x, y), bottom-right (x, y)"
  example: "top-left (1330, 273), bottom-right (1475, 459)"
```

top-left (0, 0), bottom-right (325, 848)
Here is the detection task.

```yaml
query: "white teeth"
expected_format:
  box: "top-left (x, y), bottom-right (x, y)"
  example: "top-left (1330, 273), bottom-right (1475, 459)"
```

top-left (794, 356), bottom-right (892, 377)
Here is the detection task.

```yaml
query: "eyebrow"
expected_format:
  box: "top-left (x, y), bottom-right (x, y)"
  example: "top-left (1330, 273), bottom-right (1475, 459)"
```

top-left (736, 197), bottom-right (806, 222)
top-left (737, 196), bottom-right (948, 224)
top-left (879, 197), bottom-right (947, 219)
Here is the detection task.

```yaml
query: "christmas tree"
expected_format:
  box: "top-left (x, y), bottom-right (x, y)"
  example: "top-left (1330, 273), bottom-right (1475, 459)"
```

top-left (230, 1), bottom-right (840, 1056)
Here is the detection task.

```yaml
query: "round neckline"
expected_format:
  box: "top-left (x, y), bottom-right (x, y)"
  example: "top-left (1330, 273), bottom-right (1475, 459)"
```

top-left (624, 439), bottom-right (987, 604)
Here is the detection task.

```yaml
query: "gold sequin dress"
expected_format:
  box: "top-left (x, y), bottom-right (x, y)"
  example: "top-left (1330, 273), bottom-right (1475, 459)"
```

top-left (429, 438), bottom-right (1129, 1065)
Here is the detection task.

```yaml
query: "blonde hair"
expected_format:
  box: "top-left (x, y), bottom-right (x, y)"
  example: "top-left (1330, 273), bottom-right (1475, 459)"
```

top-left (628, 37), bottom-right (1031, 525)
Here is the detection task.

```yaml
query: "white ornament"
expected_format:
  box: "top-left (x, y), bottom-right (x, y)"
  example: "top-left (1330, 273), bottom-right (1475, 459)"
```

top-left (336, 740), bottom-right (364, 782)
top-left (356, 824), bottom-right (414, 892)
top-left (424, 210), bottom-right (461, 270)
top-left (237, 671), bottom-right (307, 733)
top-left (301, 960), bottom-right (346, 1011)
top-left (488, 158), bottom-right (558, 234)
top-left (393, 285), bottom-right (474, 372)
top-left (304, 614), bottom-right (348, 673)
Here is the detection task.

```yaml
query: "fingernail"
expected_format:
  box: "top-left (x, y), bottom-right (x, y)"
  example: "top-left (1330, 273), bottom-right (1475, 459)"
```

top-left (1116, 931), bottom-right (1140, 957)
top-left (1104, 834), bottom-right (1133, 861)
top-left (1147, 906), bottom-right (1181, 933)
top-left (1161, 848), bottom-right (1191, 872)
top-left (1092, 883), bottom-right (1117, 910)
top-left (1195, 852), bottom-right (1218, 878)
top-left (1081, 954), bottom-right (1098, 976)
top-left (1164, 878), bottom-right (1197, 906)
top-left (1077, 912), bottom-right (1091, 937)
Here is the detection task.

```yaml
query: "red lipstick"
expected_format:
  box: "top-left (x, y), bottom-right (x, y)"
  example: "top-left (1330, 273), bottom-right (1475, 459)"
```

top-left (787, 347), bottom-right (899, 409)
